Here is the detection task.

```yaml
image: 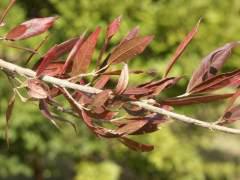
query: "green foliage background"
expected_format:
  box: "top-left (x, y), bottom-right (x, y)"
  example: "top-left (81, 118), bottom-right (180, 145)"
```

top-left (0, 0), bottom-right (240, 179)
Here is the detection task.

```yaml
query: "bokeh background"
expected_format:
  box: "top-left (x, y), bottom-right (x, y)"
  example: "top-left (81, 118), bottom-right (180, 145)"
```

top-left (0, 0), bottom-right (240, 179)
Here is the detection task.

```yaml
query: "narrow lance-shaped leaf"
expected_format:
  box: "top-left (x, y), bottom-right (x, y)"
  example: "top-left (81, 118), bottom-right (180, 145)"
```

top-left (187, 42), bottom-right (239, 92)
top-left (33, 37), bottom-right (79, 72)
top-left (5, 92), bottom-right (16, 147)
top-left (94, 75), bottom-right (110, 89)
top-left (97, 16), bottom-right (121, 66)
top-left (71, 27), bottom-right (101, 76)
top-left (107, 16), bottom-right (121, 39)
top-left (161, 93), bottom-right (233, 106)
top-left (115, 120), bottom-right (148, 135)
top-left (62, 34), bottom-right (86, 72)
top-left (119, 26), bottom-right (139, 45)
top-left (119, 137), bottom-right (154, 152)
top-left (108, 36), bottom-right (153, 65)
top-left (164, 19), bottom-right (201, 77)
top-left (36, 45), bottom-right (58, 76)
top-left (188, 70), bottom-right (240, 94)
top-left (6, 16), bottom-right (58, 40)
top-left (115, 63), bottom-right (129, 94)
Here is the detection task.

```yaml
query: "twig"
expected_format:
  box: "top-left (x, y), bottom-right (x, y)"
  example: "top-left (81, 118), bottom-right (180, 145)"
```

top-left (0, 58), bottom-right (240, 134)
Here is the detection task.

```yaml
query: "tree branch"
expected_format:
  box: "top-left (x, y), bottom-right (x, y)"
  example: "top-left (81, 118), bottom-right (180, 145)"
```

top-left (0, 58), bottom-right (240, 134)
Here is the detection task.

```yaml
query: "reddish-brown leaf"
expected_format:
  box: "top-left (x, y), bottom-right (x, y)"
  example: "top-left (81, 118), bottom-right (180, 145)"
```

top-left (123, 87), bottom-right (152, 95)
top-left (27, 79), bottom-right (48, 99)
top-left (92, 90), bottom-right (111, 108)
top-left (162, 93), bottom-right (233, 106)
top-left (108, 36), bottom-right (153, 64)
top-left (94, 75), bottom-right (110, 89)
top-left (164, 19), bottom-right (201, 77)
top-left (36, 45), bottom-right (58, 76)
top-left (115, 120), bottom-right (148, 135)
top-left (54, 37), bottom-right (79, 59)
top-left (189, 70), bottom-right (240, 94)
top-left (115, 63), bottom-right (129, 94)
top-left (218, 90), bottom-right (240, 124)
top-left (221, 105), bottom-right (240, 124)
top-left (107, 16), bottom-right (121, 39)
top-left (119, 137), bottom-right (154, 152)
top-left (139, 77), bottom-right (181, 96)
top-left (119, 26), bottom-right (139, 45)
top-left (62, 35), bottom-right (85, 72)
top-left (40, 62), bottom-right (64, 77)
top-left (187, 42), bottom-right (239, 92)
top-left (71, 27), bottom-right (101, 76)
top-left (123, 105), bottom-right (147, 116)
top-left (6, 16), bottom-right (58, 40)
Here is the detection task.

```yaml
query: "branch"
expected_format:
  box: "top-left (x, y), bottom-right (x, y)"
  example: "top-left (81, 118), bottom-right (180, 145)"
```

top-left (0, 58), bottom-right (240, 134)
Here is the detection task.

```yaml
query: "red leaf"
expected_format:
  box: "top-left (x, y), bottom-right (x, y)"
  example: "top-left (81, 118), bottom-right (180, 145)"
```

top-left (27, 79), bottom-right (48, 99)
top-left (139, 77), bottom-right (181, 96)
top-left (115, 120), bottom-right (148, 135)
top-left (221, 105), bottom-right (240, 124)
top-left (94, 75), bottom-right (110, 89)
top-left (54, 37), bottom-right (79, 59)
top-left (71, 27), bottom-right (101, 76)
top-left (188, 70), bottom-right (240, 94)
top-left (123, 87), bottom-right (152, 95)
top-left (164, 19), bottom-right (201, 77)
top-left (162, 93), bottom-right (233, 106)
top-left (119, 137), bottom-right (154, 152)
top-left (115, 63), bottom-right (129, 94)
top-left (119, 26), bottom-right (139, 45)
top-left (107, 16), bottom-right (121, 39)
top-left (108, 36), bottom-right (153, 65)
top-left (218, 90), bottom-right (240, 124)
top-left (6, 16), bottom-right (58, 40)
top-left (62, 34), bottom-right (85, 72)
top-left (36, 45), bottom-right (58, 76)
top-left (92, 90), bottom-right (111, 108)
top-left (187, 42), bottom-right (239, 92)
top-left (39, 62), bottom-right (64, 77)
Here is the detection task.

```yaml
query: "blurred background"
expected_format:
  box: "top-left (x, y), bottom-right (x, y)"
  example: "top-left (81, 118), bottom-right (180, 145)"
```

top-left (0, 0), bottom-right (240, 179)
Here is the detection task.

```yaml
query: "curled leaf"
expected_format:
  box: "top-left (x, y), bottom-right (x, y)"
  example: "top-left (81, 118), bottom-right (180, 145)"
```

top-left (115, 63), bottom-right (129, 94)
top-left (187, 42), bottom-right (239, 92)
